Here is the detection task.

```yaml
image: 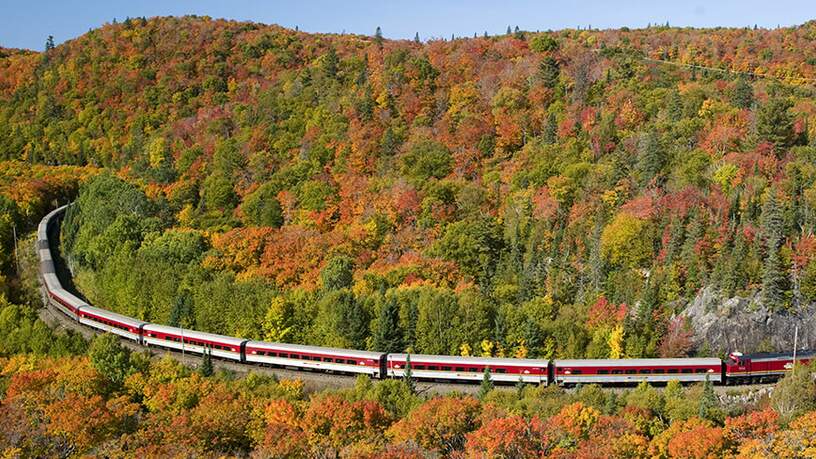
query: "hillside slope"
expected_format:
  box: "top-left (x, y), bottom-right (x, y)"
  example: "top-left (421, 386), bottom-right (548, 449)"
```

top-left (5, 16), bottom-right (816, 357)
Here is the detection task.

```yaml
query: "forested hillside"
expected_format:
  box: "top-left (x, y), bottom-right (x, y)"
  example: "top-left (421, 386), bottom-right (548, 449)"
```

top-left (5, 16), bottom-right (816, 358)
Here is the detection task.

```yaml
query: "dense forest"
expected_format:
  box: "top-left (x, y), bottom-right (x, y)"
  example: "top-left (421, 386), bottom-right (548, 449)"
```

top-left (5, 17), bottom-right (816, 360)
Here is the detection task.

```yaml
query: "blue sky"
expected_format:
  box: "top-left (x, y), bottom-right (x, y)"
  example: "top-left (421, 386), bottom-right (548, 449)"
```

top-left (2, 0), bottom-right (814, 50)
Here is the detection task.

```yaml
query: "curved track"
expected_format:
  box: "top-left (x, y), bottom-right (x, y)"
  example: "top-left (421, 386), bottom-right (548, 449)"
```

top-left (35, 205), bottom-right (796, 391)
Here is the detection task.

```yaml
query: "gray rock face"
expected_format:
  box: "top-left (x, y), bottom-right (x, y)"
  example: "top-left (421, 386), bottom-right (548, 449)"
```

top-left (681, 287), bottom-right (816, 355)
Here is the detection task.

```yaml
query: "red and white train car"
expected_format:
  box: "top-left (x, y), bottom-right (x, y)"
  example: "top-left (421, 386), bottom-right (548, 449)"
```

top-left (78, 305), bottom-right (145, 342)
top-left (553, 358), bottom-right (722, 385)
top-left (142, 323), bottom-right (245, 361)
top-left (387, 353), bottom-right (550, 384)
top-left (244, 341), bottom-right (386, 377)
top-left (725, 351), bottom-right (816, 383)
top-left (48, 288), bottom-right (85, 320)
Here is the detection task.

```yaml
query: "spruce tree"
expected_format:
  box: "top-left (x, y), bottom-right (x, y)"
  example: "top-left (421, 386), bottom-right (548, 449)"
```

top-left (45, 35), bottom-right (55, 52)
top-left (730, 78), bottom-right (754, 109)
top-left (373, 295), bottom-right (403, 352)
top-left (374, 26), bottom-right (383, 47)
top-left (199, 347), bottom-right (214, 377)
top-left (403, 354), bottom-right (416, 393)
top-left (506, 25), bottom-right (512, 35)
top-left (699, 374), bottom-right (717, 420)
top-left (414, 32), bottom-right (420, 43)
top-left (761, 189), bottom-right (787, 308)
top-left (478, 366), bottom-right (494, 399)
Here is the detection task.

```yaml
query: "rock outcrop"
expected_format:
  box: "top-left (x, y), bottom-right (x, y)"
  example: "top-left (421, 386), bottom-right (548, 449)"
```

top-left (682, 287), bottom-right (816, 355)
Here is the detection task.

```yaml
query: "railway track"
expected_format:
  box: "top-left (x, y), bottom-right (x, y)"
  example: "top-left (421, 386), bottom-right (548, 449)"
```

top-left (35, 205), bottom-right (787, 394)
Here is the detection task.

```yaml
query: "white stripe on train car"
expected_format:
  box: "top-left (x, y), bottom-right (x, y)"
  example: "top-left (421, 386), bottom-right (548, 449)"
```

top-left (244, 354), bottom-right (380, 376)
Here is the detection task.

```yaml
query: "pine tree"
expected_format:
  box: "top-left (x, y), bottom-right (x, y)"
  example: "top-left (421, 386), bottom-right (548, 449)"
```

top-left (374, 26), bottom-right (383, 47)
top-left (373, 295), bottom-right (403, 352)
top-left (199, 347), bottom-right (214, 377)
top-left (506, 26), bottom-right (512, 35)
top-left (636, 130), bottom-right (664, 188)
top-left (543, 112), bottom-right (557, 144)
top-left (45, 35), bottom-right (55, 52)
top-left (403, 354), bottom-right (415, 393)
top-left (484, 31), bottom-right (488, 38)
top-left (730, 78), bottom-right (754, 109)
top-left (761, 189), bottom-right (787, 308)
top-left (414, 32), bottom-right (420, 43)
top-left (478, 366), bottom-right (494, 399)
top-left (698, 374), bottom-right (717, 420)
top-left (756, 98), bottom-right (795, 152)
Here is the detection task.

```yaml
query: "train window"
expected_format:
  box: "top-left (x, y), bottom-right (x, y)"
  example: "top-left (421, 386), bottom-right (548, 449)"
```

top-left (469, 367), bottom-right (479, 372)
top-left (598, 370), bottom-right (609, 375)
top-left (668, 369), bottom-right (678, 374)
top-left (428, 366), bottom-right (439, 371)
top-left (442, 366), bottom-right (452, 371)
top-left (415, 365), bottom-right (426, 370)
top-left (625, 369), bottom-right (636, 374)
top-left (455, 367), bottom-right (465, 372)
top-left (496, 368), bottom-right (507, 374)
top-left (681, 369), bottom-right (692, 374)
top-left (347, 360), bottom-right (357, 365)
top-left (279, 353), bottom-right (289, 358)
top-left (611, 370), bottom-right (622, 374)
top-left (639, 369), bottom-right (651, 374)
top-left (695, 369), bottom-right (707, 374)
top-left (652, 369), bottom-right (665, 374)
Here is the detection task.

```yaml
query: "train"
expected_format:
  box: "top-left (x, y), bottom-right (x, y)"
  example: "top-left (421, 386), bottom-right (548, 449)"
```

top-left (37, 205), bottom-right (814, 386)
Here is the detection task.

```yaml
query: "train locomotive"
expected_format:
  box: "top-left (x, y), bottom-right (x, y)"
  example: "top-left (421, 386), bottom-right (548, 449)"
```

top-left (37, 205), bottom-right (812, 386)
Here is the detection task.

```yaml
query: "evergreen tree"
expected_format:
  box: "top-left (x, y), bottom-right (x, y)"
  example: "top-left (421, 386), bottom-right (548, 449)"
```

top-left (403, 354), bottom-right (416, 393)
top-left (698, 374), bottom-right (717, 420)
top-left (373, 295), bottom-right (403, 352)
top-left (45, 35), bottom-right (55, 52)
top-left (756, 98), bottom-right (795, 152)
top-left (199, 347), bottom-right (214, 377)
top-left (484, 31), bottom-right (488, 38)
top-left (539, 56), bottom-right (560, 89)
top-left (414, 32), bottom-right (420, 43)
top-left (506, 25), bottom-right (512, 35)
top-left (730, 78), bottom-right (754, 109)
top-left (374, 26), bottom-right (383, 47)
top-left (543, 112), bottom-right (558, 144)
top-left (479, 366), bottom-right (494, 399)
top-left (761, 189), bottom-right (787, 308)
top-left (636, 131), bottom-right (664, 187)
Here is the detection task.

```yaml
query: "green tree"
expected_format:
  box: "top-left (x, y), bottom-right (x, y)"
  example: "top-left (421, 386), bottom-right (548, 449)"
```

top-left (431, 216), bottom-right (504, 284)
top-left (240, 183), bottom-right (283, 227)
top-left (761, 190), bottom-right (787, 308)
top-left (756, 98), bottom-right (795, 152)
top-left (730, 78), bottom-right (754, 109)
top-left (400, 138), bottom-right (453, 183)
top-left (45, 35), bottom-right (55, 51)
top-left (479, 366), bottom-right (494, 399)
top-left (199, 347), bottom-right (214, 377)
top-left (321, 255), bottom-right (355, 291)
top-left (771, 361), bottom-right (816, 421)
top-left (89, 333), bottom-right (133, 388)
top-left (404, 354), bottom-right (416, 394)
top-left (201, 171), bottom-right (238, 211)
top-left (374, 26), bottom-right (383, 47)
top-left (636, 131), bottom-right (665, 187)
top-left (698, 374), bottom-right (717, 421)
top-left (373, 295), bottom-right (403, 352)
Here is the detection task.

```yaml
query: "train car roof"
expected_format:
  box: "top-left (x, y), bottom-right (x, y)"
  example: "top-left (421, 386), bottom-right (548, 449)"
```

top-left (388, 353), bottom-right (550, 366)
top-left (80, 305), bottom-right (147, 327)
top-left (245, 340), bottom-right (385, 359)
top-left (554, 358), bottom-right (722, 367)
top-left (43, 273), bottom-right (61, 290)
top-left (143, 323), bottom-right (247, 346)
top-left (51, 288), bottom-right (89, 309)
